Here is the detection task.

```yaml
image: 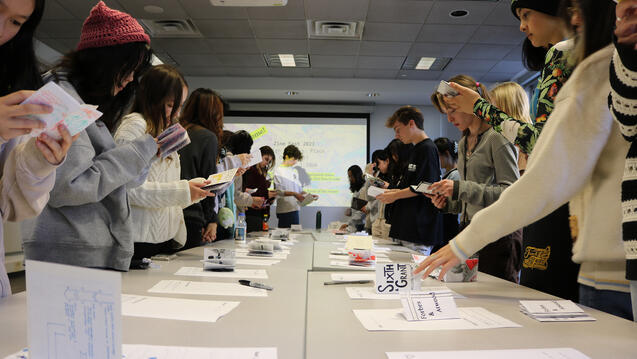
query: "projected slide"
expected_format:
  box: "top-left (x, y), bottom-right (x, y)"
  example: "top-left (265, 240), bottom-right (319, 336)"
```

top-left (225, 121), bottom-right (366, 207)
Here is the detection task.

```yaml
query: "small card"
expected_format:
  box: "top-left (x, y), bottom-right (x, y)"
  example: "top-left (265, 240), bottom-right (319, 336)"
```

top-left (23, 82), bottom-right (102, 140)
top-left (375, 263), bottom-right (421, 294)
top-left (202, 167), bottom-right (239, 191)
top-left (367, 186), bottom-right (387, 198)
top-left (411, 181), bottom-right (434, 195)
top-left (401, 291), bottom-right (460, 321)
top-left (244, 147), bottom-right (263, 168)
top-left (437, 80), bottom-right (459, 97)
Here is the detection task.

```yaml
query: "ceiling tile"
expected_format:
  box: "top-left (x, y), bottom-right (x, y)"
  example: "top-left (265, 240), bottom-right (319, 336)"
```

top-left (504, 45), bottom-right (523, 61)
top-left (397, 70), bottom-right (442, 81)
top-left (355, 69), bottom-right (398, 79)
top-left (416, 24), bottom-right (477, 43)
top-left (366, 0), bottom-right (433, 24)
top-left (357, 56), bottom-right (405, 70)
top-left (359, 41), bottom-right (412, 56)
top-left (470, 26), bottom-right (525, 45)
top-left (455, 44), bottom-right (513, 60)
top-left (440, 69), bottom-right (487, 82)
top-left (179, 0), bottom-right (248, 19)
top-left (408, 42), bottom-right (463, 58)
top-left (425, 1), bottom-right (496, 25)
top-left (480, 72), bottom-right (517, 83)
top-left (306, 0), bottom-right (369, 21)
top-left (181, 67), bottom-right (228, 76)
top-left (120, 0), bottom-right (188, 19)
top-left (268, 68), bottom-right (312, 77)
top-left (483, 1), bottom-right (519, 26)
top-left (208, 39), bottom-right (260, 54)
top-left (444, 58), bottom-right (497, 72)
top-left (172, 53), bottom-right (223, 67)
top-left (217, 54), bottom-right (266, 67)
top-left (363, 23), bottom-right (423, 42)
top-left (258, 39), bottom-right (308, 54)
top-left (309, 40), bottom-right (360, 55)
top-left (37, 20), bottom-right (83, 38)
top-left (251, 20), bottom-right (307, 39)
top-left (247, 0), bottom-right (305, 20)
top-left (55, 0), bottom-right (125, 19)
top-left (225, 68), bottom-right (270, 76)
top-left (193, 20), bottom-right (254, 38)
top-left (311, 68), bottom-right (355, 78)
top-left (37, 38), bottom-right (71, 54)
top-left (311, 55), bottom-right (357, 68)
top-left (151, 38), bottom-right (213, 54)
top-left (490, 60), bottom-right (525, 73)
top-left (44, 0), bottom-right (75, 19)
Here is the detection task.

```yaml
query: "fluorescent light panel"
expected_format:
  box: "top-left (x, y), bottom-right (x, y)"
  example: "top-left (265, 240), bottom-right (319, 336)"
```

top-left (278, 54), bottom-right (296, 67)
top-left (415, 57), bottom-right (436, 70)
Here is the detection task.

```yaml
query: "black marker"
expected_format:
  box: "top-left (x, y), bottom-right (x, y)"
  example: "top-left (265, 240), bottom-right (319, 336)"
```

top-left (239, 280), bottom-right (273, 291)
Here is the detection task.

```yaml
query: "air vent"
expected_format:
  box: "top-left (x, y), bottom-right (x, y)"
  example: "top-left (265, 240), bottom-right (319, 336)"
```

top-left (307, 20), bottom-right (364, 40)
top-left (264, 54), bottom-right (310, 68)
top-left (401, 57), bottom-right (452, 71)
top-left (139, 19), bottom-right (202, 38)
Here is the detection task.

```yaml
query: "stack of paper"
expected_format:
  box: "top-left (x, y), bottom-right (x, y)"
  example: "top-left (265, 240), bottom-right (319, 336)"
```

top-left (121, 294), bottom-right (239, 323)
top-left (519, 300), bottom-right (596, 322)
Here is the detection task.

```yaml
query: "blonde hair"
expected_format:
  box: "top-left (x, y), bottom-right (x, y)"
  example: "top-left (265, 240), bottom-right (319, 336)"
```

top-left (431, 74), bottom-right (492, 114)
top-left (490, 82), bottom-right (532, 124)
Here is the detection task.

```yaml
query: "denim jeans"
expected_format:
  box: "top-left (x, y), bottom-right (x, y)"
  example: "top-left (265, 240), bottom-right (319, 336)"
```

top-left (579, 284), bottom-right (633, 321)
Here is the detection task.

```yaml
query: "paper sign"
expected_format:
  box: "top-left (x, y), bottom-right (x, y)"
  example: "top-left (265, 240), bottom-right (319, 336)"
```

top-left (25, 260), bottom-right (121, 359)
top-left (401, 291), bottom-right (460, 321)
top-left (376, 263), bottom-right (421, 294)
top-left (22, 82), bottom-right (102, 140)
top-left (345, 235), bottom-right (373, 250)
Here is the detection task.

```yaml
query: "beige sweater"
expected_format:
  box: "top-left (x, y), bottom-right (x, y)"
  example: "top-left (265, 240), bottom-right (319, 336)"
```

top-left (0, 137), bottom-right (58, 297)
top-left (450, 45), bottom-right (630, 293)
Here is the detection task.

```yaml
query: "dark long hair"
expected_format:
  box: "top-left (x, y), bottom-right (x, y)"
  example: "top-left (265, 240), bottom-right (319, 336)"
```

top-left (522, 38), bottom-right (548, 72)
top-left (259, 145), bottom-right (276, 174)
top-left (385, 139), bottom-right (411, 186)
top-left (56, 42), bottom-right (151, 131)
top-left (0, 0), bottom-right (45, 95)
top-left (131, 64), bottom-right (187, 137)
top-left (180, 88), bottom-right (224, 150)
top-left (434, 137), bottom-right (458, 164)
top-left (348, 165), bottom-right (365, 193)
top-left (227, 130), bottom-right (253, 155)
top-left (564, 0), bottom-right (615, 65)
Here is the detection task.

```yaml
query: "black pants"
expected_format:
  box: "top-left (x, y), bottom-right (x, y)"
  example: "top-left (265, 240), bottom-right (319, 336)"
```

top-left (132, 241), bottom-right (177, 260)
top-left (477, 230), bottom-right (523, 283)
top-left (182, 222), bottom-right (205, 251)
top-left (246, 214), bottom-right (263, 232)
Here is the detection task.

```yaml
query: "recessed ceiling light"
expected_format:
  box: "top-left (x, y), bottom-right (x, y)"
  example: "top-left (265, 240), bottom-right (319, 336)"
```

top-left (367, 92), bottom-right (380, 97)
top-left (279, 54), bottom-right (296, 67)
top-left (144, 5), bottom-right (164, 14)
top-left (286, 91), bottom-right (298, 96)
top-left (415, 57), bottom-right (436, 70)
top-left (450, 9), bottom-right (469, 17)
top-left (400, 74), bottom-right (407, 77)
top-left (264, 54), bottom-right (310, 68)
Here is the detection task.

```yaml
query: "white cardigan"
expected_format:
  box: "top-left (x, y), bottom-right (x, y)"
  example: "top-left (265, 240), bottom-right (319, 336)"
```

top-left (450, 45), bottom-right (630, 292)
top-left (114, 113), bottom-right (193, 246)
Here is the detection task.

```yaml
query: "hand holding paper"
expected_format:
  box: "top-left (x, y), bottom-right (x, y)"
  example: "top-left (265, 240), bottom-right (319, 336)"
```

top-left (0, 90), bottom-right (49, 140)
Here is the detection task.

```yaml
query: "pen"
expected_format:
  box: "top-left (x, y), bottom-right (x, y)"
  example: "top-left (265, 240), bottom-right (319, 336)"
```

top-left (323, 280), bottom-right (373, 285)
top-left (239, 279), bottom-right (273, 291)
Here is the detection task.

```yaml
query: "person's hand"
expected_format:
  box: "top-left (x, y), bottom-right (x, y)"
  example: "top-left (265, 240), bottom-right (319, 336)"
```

top-left (428, 179), bottom-right (454, 198)
top-left (237, 153), bottom-right (250, 167)
top-left (413, 244), bottom-right (461, 281)
top-left (0, 90), bottom-right (50, 141)
top-left (35, 124), bottom-right (79, 165)
top-left (616, 0), bottom-right (637, 48)
top-left (251, 196), bottom-right (265, 208)
top-left (376, 190), bottom-right (397, 204)
top-left (294, 192), bottom-right (305, 202)
top-left (202, 222), bottom-right (217, 243)
top-left (188, 179), bottom-right (215, 202)
top-left (425, 193), bottom-right (448, 209)
top-left (339, 223), bottom-right (348, 231)
top-left (268, 190), bottom-right (277, 199)
top-left (235, 167), bottom-right (247, 177)
top-left (381, 181), bottom-right (389, 189)
top-left (443, 82), bottom-right (481, 115)
top-left (361, 205), bottom-right (368, 214)
top-left (365, 163), bottom-right (374, 175)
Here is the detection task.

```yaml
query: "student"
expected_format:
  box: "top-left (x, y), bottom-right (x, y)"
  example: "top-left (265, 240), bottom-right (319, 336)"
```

top-left (429, 76), bottom-right (521, 283)
top-left (381, 138), bottom-right (411, 236)
top-left (442, 0), bottom-right (578, 301)
top-left (179, 88), bottom-right (224, 248)
top-left (114, 65), bottom-right (214, 260)
top-left (340, 165), bottom-right (366, 232)
top-left (417, 0), bottom-right (633, 320)
top-left (610, 0), bottom-right (637, 320)
top-left (0, 0), bottom-right (76, 297)
top-left (243, 145), bottom-right (276, 232)
top-left (377, 106), bottom-right (443, 255)
top-left (228, 130), bottom-right (264, 215)
top-left (434, 137), bottom-right (460, 250)
top-left (274, 145), bottom-right (307, 228)
top-left (359, 150), bottom-right (388, 234)
top-left (25, 1), bottom-right (157, 271)
top-left (369, 149), bottom-right (392, 239)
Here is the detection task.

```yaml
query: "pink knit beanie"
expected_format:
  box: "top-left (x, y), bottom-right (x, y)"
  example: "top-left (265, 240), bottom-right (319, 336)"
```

top-left (76, 1), bottom-right (150, 51)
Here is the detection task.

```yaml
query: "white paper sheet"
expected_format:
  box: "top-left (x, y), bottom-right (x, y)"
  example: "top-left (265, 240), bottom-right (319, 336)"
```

top-left (244, 147), bottom-right (264, 168)
top-left (235, 258), bottom-right (281, 266)
top-left (174, 267), bottom-right (268, 279)
top-left (235, 252), bottom-right (288, 260)
top-left (386, 348), bottom-right (590, 359)
top-left (330, 260), bottom-right (375, 270)
top-left (353, 307), bottom-right (521, 331)
top-left (346, 287), bottom-right (464, 300)
top-left (206, 167), bottom-right (239, 187)
top-left (25, 260), bottom-right (121, 359)
top-left (121, 294), bottom-right (239, 323)
top-left (330, 273), bottom-right (376, 282)
top-left (5, 346), bottom-right (278, 359)
top-left (148, 280), bottom-right (267, 297)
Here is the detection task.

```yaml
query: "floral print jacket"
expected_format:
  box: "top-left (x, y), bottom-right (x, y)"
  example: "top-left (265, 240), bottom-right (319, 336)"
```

top-left (472, 40), bottom-right (574, 155)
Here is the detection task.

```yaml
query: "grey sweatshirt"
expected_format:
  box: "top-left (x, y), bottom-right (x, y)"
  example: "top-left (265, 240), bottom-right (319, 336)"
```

top-left (24, 77), bottom-right (157, 271)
